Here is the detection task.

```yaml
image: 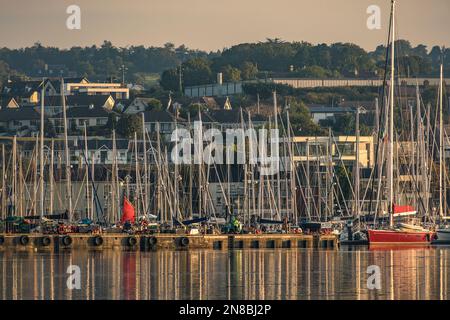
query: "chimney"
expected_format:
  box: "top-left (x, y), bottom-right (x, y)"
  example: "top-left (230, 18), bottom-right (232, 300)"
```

top-left (217, 73), bottom-right (223, 85)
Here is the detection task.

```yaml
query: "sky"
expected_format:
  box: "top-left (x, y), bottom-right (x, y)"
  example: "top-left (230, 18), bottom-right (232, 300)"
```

top-left (0, 0), bottom-right (449, 52)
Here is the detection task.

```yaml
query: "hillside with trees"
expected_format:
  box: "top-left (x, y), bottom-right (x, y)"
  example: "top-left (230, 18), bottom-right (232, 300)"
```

top-left (1, 39), bottom-right (448, 91)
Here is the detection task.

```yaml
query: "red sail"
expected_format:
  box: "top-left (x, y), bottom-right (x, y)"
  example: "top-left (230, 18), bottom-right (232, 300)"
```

top-left (121, 197), bottom-right (135, 224)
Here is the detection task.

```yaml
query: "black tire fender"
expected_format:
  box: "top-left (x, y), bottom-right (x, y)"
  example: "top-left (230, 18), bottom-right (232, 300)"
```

top-left (19, 235), bottom-right (29, 246)
top-left (93, 235), bottom-right (103, 246)
top-left (41, 236), bottom-right (51, 247)
top-left (127, 236), bottom-right (137, 246)
top-left (62, 235), bottom-right (73, 246)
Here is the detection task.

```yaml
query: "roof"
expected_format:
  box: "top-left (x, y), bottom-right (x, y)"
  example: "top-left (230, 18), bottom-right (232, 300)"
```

top-left (208, 109), bottom-right (267, 124)
top-left (143, 110), bottom-right (176, 122)
top-left (1, 80), bottom-right (44, 96)
top-left (338, 100), bottom-right (377, 109)
top-left (45, 95), bottom-right (113, 107)
top-left (52, 106), bottom-right (112, 118)
top-left (49, 78), bottom-right (89, 90)
top-left (0, 106), bottom-right (41, 121)
top-left (82, 139), bottom-right (129, 150)
top-left (308, 105), bottom-right (355, 113)
top-left (0, 96), bottom-right (19, 109)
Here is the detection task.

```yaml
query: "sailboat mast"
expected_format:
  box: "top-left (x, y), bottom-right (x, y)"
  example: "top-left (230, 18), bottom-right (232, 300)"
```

top-left (439, 63), bottom-right (444, 218)
top-left (39, 86), bottom-right (45, 217)
top-left (355, 106), bottom-right (360, 220)
top-left (84, 123), bottom-right (90, 220)
top-left (141, 113), bottom-right (149, 216)
top-left (61, 79), bottom-right (73, 221)
top-left (273, 91), bottom-right (282, 217)
top-left (1, 144), bottom-right (5, 219)
top-left (49, 139), bottom-right (54, 216)
top-left (388, 0), bottom-right (396, 228)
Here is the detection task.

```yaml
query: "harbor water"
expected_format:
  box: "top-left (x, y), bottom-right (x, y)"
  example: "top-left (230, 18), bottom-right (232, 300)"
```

top-left (1, 246), bottom-right (450, 300)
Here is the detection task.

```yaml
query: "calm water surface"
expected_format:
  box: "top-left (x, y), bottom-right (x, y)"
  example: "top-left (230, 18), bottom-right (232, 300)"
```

top-left (1, 247), bottom-right (450, 300)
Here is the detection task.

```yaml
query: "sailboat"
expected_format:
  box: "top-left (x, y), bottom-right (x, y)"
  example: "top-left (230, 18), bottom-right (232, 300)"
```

top-left (367, 0), bottom-right (433, 245)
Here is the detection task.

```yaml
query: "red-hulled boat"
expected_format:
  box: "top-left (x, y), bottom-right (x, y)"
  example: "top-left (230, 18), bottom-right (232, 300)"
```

top-left (367, 228), bottom-right (432, 245)
top-left (368, 205), bottom-right (433, 245)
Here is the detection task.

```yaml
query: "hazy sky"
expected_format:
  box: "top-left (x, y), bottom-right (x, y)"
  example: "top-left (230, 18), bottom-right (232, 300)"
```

top-left (0, 0), bottom-right (449, 51)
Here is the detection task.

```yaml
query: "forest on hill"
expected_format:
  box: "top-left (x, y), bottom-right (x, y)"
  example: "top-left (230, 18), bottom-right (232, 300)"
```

top-left (0, 39), bottom-right (449, 90)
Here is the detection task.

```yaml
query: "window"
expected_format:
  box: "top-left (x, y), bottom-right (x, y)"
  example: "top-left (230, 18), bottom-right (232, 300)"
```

top-left (336, 142), bottom-right (355, 156)
top-left (96, 118), bottom-right (107, 126)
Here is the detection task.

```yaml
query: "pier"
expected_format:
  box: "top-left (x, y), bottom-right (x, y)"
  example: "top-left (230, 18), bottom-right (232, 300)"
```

top-left (0, 233), bottom-right (339, 251)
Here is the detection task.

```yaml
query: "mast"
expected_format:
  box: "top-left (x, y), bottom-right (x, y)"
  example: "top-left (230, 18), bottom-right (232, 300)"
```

top-left (1, 144), bottom-right (5, 219)
top-left (12, 136), bottom-right (17, 216)
top-left (439, 63), bottom-right (444, 218)
top-left (174, 116), bottom-right (179, 220)
top-left (61, 78), bottom-right (73, 221)
top-left (286, 106), bottom-right (295, 222)
top-left (188, 114), bottom-right (193, 218)
top-left (355, 106), bottom-right (360, 220)
top-left (273, 91), bottom-right (282, 218)
top-left (84, 123), bottom-right (90, 220)
top-left (141, 113), bottom-right (149, 216)
top-left (156, 122), bottom-right (162, 220)
top-left (388, 0), bottom-right (396, 228)
top-left (49, 139), bottom-right (54, 216)
top-left (39, 86), bottom-right (45, 218)
top-left (111, 129), bottom-right (116, 223)
top-left (134, 131), bottom-right (140, 219)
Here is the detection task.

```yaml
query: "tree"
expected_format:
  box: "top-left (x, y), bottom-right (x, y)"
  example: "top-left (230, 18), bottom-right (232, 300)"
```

top-left (221, 65), bottom-right (241, 82)
top-left (182, 57), bottom-right (213, 86)
top-left (285, 97), bottom-right (325, 136)
top-left (160, 68), bottom-right (179, 91)
top-left (146, 98), bottom-right (163, 111)
top-left (240, 61), bottom-right (258, 80)
top-left (116, 114), bottom-right (142, 138)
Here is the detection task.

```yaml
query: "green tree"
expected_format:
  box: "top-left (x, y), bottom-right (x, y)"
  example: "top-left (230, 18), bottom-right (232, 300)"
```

top-left (116, 114), bottom-right (142, 138)
top-left (146, 98), bottom-right (163, 111)
top-left (160, 68), bottom-right (179, 91)
top-left (240, 61), bottom-right (258, 80)
top-left (285, 97), bottom-right (325, 136)
top-left (221, 65), bottom-right (241, 82)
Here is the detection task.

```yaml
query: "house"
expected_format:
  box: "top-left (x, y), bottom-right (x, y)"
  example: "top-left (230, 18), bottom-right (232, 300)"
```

top-left (121, 97), bottom-right (155, 114)
top-left (143, 110), bottom-right (182, 135)
top-left (50, 106), bottom-right (116, 131)
top-left (307, 104), bottom-right (356, 123)
top-left (207, 109), bottom-right (267, 130)
top-left (48, 77), bottom-right (90, 95)
top-left (1, 79), bottom-right (56, 104)
top-left (73, 138), bottom-right (130, 165)
top-left (0, 106), bottom-right (41, 132)
top-left (62, 78), bottom-right (129, 99)
top-left (42, 95), bottom-right (115, 116)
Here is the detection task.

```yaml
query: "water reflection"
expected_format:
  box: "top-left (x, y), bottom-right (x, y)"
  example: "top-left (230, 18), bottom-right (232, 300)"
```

top-left (0, 247), bottom-right (450, 300)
